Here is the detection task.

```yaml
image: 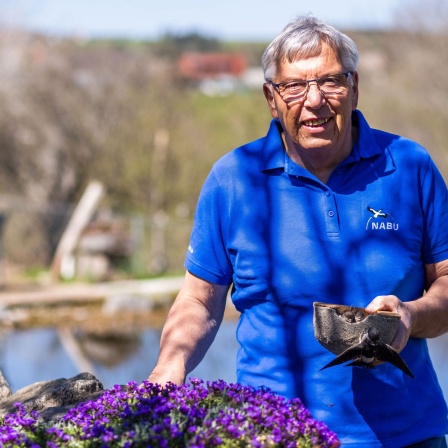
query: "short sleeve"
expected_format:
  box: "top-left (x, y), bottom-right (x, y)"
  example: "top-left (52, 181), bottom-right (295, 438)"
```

top-left (420, 157), bottom-right (448, 263)
top-left (184, 169), bottom-right (233, 285)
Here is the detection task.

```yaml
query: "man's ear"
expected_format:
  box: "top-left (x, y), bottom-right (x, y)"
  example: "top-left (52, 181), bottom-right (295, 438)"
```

top-left (351, 71), bottom-right (359, 111)
top-left (263, 83), bottom-right (279, 119)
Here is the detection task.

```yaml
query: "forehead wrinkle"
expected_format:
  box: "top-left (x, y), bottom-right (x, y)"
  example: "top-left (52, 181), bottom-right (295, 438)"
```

top-left (277, 44), bottom-right (343, 80)
top-left (276, 40), bottom-right (344, 76)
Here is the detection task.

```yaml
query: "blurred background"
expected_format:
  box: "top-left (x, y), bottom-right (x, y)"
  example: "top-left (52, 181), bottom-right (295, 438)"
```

top-left (0, 0), bottom-right (446, 281)
top-left (0, 0), bottom-right (446, 420)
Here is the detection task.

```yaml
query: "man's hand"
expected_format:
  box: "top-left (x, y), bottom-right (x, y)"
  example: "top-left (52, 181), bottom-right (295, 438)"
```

top-left (147, 366), bottom-right (185, 388)
top-left (365, 295), bottom-right (412, 354)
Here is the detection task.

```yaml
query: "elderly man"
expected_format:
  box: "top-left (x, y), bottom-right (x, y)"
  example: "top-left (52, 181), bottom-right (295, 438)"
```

top-left (149, 15), bottom-right (448, 447)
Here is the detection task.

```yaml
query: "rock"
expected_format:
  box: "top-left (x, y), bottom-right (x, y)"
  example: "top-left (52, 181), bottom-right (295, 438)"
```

top-left (0, 370), bottom-right (12, 400)
top-left (0, 372), bottom-right (105, 422)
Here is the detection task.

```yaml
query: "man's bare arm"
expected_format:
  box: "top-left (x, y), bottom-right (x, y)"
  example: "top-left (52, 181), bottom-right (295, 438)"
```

top-left (409, 259), bottom-right (448, 338)
top-left (148, 270), bottom-right (230, 385)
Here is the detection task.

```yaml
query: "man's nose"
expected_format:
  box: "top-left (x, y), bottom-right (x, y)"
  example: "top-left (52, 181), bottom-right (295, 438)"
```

top-left (304, 81), bottom-right (325, 108)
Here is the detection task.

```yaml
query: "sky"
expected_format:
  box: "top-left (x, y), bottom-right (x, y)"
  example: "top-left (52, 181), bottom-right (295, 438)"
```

top-left (2, 0), bottom-right (414, 42)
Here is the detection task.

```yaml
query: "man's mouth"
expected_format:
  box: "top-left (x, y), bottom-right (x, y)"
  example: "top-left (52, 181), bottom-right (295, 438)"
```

top-left (302, 117), bottom-right (331, 127)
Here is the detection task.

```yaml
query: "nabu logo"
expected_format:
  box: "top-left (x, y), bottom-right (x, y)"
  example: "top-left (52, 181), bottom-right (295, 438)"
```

top-left (365, 206), bottom-right (399, 231)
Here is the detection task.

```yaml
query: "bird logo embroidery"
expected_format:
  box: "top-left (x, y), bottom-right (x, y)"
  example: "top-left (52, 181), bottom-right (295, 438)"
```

top-left (365, 206), bottom-right (398, 231)
top-left (367, 206), bottom-right (388, 218)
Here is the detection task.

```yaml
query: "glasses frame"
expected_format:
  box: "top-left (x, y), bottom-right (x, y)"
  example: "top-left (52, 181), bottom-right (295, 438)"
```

top-left (268, 71), bottom-right (354, 103)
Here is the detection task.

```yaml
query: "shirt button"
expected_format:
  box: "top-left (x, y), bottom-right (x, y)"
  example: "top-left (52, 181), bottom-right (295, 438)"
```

top-left (336, 168), bottom-right (342, 174)
top-left (325, 190), bottom-right (331, 196)
top-left (328, 210), bottom-right (335, 217)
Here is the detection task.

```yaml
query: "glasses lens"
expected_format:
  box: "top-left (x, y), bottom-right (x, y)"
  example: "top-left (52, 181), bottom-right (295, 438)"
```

top-left (318, 74), bottom-right (349, 95)
top-left (281, 81), bottom-right (308, 101)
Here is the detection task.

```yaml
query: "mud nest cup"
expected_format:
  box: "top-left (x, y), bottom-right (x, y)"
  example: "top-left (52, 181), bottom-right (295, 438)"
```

top-left (313, 302), bottom-right (401, 355)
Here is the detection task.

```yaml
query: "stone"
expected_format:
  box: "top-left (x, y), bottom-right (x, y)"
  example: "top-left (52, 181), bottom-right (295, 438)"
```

top-left (0, 372), bottom-right (105, 422)
top-left (0, 370), bottom-right (12, 400)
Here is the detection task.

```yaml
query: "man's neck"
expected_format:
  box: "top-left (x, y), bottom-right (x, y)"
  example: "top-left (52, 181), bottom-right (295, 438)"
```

top-left (282, 126), bottom-right (358, 184)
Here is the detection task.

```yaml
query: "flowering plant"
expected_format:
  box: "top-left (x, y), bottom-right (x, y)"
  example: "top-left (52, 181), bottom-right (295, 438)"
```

top-left (0, 378), bottom-right (339, 447)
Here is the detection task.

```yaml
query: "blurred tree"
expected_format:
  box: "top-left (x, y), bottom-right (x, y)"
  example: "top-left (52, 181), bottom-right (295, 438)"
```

top-left (153, 31), bottom-right (222, 59)
top-left (0, 30), bottom-right (172, 265)
top-left (0, 3), bottom-right (446, 274)
top-left (356, 0), bottom-right (448, 178)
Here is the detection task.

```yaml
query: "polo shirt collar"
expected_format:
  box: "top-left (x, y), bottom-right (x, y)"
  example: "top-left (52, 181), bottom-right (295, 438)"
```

top-left (258, 110), bottom-right (395, 173)
top-left (351, 109), bottom-right (382, 159)
top-left (349, 110), bottom-right (396, 172)
top-left (259, 119), bottom-right (285, 172)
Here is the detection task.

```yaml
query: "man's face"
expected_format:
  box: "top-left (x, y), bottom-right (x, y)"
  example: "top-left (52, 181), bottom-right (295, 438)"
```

top-left (263, 44), bottom-right (359, 156)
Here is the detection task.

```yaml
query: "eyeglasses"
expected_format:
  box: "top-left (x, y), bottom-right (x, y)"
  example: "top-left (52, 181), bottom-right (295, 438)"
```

top-left (268, 71), bottom-right (354, 103)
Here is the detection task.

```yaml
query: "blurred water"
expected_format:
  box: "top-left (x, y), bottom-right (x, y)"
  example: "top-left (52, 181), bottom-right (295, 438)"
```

top-left (0, 322), bottom-right (447, 408)
top-left (0, 321), bottom-right (239, 391)
top-left (428, 333), bottom-right (448, 404)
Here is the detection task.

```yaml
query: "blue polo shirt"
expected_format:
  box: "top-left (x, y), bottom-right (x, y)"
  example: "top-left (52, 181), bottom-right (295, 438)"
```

top-left (185, 110), bottom-right (448, 447)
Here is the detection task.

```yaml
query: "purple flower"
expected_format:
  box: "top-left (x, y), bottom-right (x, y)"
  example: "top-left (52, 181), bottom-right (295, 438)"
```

top-left (0, 378), bottom-right (339, 447)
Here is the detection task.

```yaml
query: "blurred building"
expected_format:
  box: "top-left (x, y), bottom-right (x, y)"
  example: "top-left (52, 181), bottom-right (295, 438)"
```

top-left (177, 52), bottom-right (262, 95)
top-left (178, 52), bottom-right (247, 81)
